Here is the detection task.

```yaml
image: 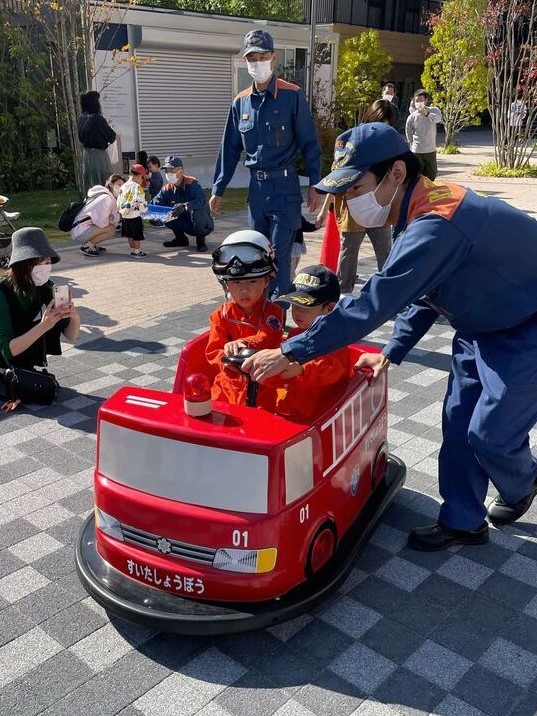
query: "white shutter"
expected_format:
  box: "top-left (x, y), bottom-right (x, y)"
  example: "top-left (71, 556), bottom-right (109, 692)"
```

top-left (135, 50), bottom-right (232, 161)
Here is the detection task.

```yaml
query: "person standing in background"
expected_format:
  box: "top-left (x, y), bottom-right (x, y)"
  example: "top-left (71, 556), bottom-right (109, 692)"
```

top-left (210, 29), bottom-right (321, 298)
top-left (316, 99), bottom-right (396, 294)
top-left (77, 91), bottom-right (116, 194)
top-left (405, 89), bottom-right (443, 181)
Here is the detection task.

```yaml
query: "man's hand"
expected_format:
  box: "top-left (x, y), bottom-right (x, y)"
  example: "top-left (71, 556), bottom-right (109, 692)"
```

top-left (354, 352), bottom-right (390, 379)
top-left (307, 186), bottom-right (321, 212)
top-left (209, 195), bottom-right (222, 215)
top-left (243, 349), bottom-right (292, 382)
top-left (223, 339), bottom-right (247, 357)
top-left (171, 203), bottom-right (187, 217)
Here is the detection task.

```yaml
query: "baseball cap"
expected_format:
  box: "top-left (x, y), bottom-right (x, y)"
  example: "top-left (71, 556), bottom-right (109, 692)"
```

top-left (162, 155), bottom-right (183, 169)
top-left (315, 123), bottom-right (410, 195)
top-left (242, 29), bottom-right (274, 57)
top-left (279, 265), bottom-right (340, 307)
top-left (131, 163), bottom-right (148, 187)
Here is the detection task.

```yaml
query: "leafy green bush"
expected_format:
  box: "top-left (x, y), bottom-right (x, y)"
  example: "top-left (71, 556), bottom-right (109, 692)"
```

top-left (474, 161), bottom-right (537, 178)
top-left (0, 150), bottom-right (75, 192)
top-left (438, 144), bottom-right (461, 154)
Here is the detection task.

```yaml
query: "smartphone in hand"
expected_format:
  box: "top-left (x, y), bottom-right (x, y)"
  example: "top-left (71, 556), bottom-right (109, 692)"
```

top-left (53, 284), bottom-right (71, 309)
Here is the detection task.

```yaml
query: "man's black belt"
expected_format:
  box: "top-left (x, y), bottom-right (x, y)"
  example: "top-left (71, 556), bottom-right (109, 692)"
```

top-left (251, 167), bottom-right (296, 181)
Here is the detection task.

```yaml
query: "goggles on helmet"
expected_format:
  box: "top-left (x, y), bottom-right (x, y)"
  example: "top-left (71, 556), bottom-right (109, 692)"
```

top-left (212, 242), bottom-right (276, 279)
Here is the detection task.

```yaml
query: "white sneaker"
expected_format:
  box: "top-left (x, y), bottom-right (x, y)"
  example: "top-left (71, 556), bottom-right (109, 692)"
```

top-left (130, 250), bottom-right (147, 258)
top-left (3, 211), bottom-right (19, 221)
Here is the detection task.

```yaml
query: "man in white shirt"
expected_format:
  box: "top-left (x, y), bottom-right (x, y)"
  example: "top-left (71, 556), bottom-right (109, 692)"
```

top-left (405, 89), bottom-right (443, 180)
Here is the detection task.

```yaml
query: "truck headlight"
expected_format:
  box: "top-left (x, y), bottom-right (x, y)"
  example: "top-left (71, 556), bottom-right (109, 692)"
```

top-left (95, 507), bottom-right (124, 542)
top-left (213, 547), bottom-right (277, 574)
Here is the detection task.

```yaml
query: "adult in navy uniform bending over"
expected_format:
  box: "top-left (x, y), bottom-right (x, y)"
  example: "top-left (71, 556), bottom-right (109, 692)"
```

top-left (210, 29), bottom-right (322, 297)
top-left (245, 123), bottom-right (537, 551)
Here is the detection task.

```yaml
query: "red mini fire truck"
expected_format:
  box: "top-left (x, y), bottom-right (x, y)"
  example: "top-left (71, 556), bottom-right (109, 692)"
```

top-left (76, 333), bottom-right (405, 634)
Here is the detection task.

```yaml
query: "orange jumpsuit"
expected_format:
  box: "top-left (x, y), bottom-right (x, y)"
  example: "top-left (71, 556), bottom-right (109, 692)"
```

top-left (207, 299), bottom-right (284, 406)
top-left (274, 328), bottom-right (351, 423)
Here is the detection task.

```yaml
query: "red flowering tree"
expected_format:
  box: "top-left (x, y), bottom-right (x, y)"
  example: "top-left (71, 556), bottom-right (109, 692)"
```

top-left (484, 0), bottom-right (537, 168)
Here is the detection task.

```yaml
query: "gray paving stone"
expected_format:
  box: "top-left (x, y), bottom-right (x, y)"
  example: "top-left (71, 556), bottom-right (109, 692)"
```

top-left (0, 626), bottom-right (62, 688)
top-left (0, 565), bottom-right (50, 603)
top-left (0, 678), bottom-right (49, 716)
top-left (285, 619), bottom-right (354, 665)
top-left (453, 665), bottom-right (524, 716)
top-left (8, 532), bottom-right (63, 563)
top-left (0, 548), bottom-right (25, 578)
top-left (0, 457), bottom-right (43, 483)
top-left (361, 618), bottom-right (426, 665)
top-left (434, 694), bottom-right (488, 716)
top-left (404, 639), bottom-right (472, 690)
top-left (479, 571), bottom-right (537, 611)
top-left (328, 642), bottom-right (397, 695)
top-left (41, 600), bottom-right (108, 647)
top-left (320, 596), bottom-right (381, 639)
top-left (0, 517), bottom-right (40, 548)
top-left (373, 667), bottom-right (446, 714)
top-left (0, 604), bottom-right (34, 648)
top-left (498, 613), bottom-right (537, 653)
top-left (214, 670), bottom-right (292, 716)
top-left (431, 617), bottom-right (496, 662)
top-left (15, 581), bottom-right (80, 622)
top-left (18, 649), bottom-right (94, 707)
top-left (500, 552), bottom-right (537, 588)
top-left (375, 555), bottom-right (430, 592)
top-left (478, 636), bottom-right (537, 688)
top-left (295, 669), bottom-right (365, 716)
top-left (436, 554), bottom-right (494, 590)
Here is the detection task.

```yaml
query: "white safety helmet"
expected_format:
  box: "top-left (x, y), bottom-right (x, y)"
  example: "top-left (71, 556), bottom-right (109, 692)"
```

top-left (211, 230), bottom-right (277, 280)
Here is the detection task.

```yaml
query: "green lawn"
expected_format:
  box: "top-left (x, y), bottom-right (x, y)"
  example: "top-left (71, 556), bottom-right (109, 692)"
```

top-left (7, 187), bottom-right (249, 244)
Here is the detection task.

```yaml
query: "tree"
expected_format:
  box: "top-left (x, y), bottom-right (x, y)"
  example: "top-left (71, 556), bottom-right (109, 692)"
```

top-left (421, 0), bottom-right (488, 147)
top-left (139, 0), bottom-right (304, 22)
top-left (335, 31), bottom-right (392, 128)
top-left (484, 0), bottom-right (537, 169)
top-left (0, 0), bottom-right (144, 191)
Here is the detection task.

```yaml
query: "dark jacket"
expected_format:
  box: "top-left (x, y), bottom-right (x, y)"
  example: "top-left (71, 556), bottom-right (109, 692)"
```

top-left (78, 114), bottom-right (116, 150)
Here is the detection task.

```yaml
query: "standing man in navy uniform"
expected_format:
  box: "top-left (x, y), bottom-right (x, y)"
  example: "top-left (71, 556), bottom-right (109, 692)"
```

top-left (210, 29), bottom-right (322, 297)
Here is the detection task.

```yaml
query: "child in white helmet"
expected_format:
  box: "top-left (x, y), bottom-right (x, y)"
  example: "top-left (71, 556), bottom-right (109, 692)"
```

top-left (207, 230), bottom-right (284, 406)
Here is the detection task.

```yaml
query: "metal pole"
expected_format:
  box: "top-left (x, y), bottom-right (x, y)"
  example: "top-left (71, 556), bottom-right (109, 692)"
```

top-left (307, 0), bottom-right (317, 106)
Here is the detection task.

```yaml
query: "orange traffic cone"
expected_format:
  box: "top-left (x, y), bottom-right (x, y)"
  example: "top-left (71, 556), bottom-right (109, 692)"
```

top-left (319, 207), bottom-right (340, 272)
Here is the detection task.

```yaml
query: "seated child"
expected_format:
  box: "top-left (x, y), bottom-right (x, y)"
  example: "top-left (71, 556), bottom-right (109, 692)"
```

top-left (274, 265), bottom-right (350, 422)
top-left (207, 230), bottom-right (284, 406)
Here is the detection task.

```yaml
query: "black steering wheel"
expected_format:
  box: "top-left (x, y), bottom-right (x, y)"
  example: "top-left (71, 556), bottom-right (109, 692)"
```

top-left (221, 348), bottom-right (258, 406)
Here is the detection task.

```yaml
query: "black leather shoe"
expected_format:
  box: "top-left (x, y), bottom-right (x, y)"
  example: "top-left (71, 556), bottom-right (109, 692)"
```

top-left (408, 522), bottom-right (489, 551)
top-left (163, 235), bottom-right (189, 248)
top-left (488, 479), bottom-right (537, 525)
top-left (196, 237), bottom-right (208, 252)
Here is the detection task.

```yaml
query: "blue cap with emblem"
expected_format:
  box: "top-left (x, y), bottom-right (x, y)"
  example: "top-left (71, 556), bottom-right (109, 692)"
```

top-left (242, 29), bottom-right (274, 57)
top-left (279, 265), bottom-right (340, 307)
top-left (162, 155), bottom-right (183, 169)
top-left (315, 123), bottom-right (410, 195)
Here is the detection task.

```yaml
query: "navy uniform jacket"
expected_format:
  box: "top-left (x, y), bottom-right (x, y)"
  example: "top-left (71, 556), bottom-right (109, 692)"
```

top-left (212, 75), bottom-right (321, 196)
top-left (152, 176), bottom-right (208, 211)
top-left (282, 176), bottom-right (537, 363)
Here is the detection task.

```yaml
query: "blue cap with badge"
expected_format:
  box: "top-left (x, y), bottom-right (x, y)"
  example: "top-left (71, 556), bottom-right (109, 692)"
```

top-left (242, 29), bottom-right (274, 57)
top-left (315, 123), bottom-right (410, 195)
top-left (162, 156), bottom-right (183, 169)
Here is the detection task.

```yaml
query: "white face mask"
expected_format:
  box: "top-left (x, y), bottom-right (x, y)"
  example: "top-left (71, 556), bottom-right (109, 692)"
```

top-left (346, 175), bottom-right (399, 228)
top-left (165, 173), bottom-right (179, 184)
top-left (415, 101), bottom-right (426, 111)
top-left (382, 93), bottom-right (394, 102)
top-left (111, 184), bottom-right (122, 198)
top-left (246, 60), bottom-right (273, 84)
top-left (31, 263), bottom-right (52, 286)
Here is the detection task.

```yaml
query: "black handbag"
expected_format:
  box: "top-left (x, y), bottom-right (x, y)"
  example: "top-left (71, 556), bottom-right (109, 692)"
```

top-left (3, 364), bottom-right (58, 405)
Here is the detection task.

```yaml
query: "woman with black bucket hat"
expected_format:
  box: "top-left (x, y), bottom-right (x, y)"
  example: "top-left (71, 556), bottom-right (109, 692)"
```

top-left (0, 228), bottom-right (80, 410)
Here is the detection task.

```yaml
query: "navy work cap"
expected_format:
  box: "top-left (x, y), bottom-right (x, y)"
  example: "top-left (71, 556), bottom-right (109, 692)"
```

top-left (279, 265), bottom-right (340, 307)
top-left (242, 29), bottom-right (274, 57)
top-left (315, 123), bottom-right (410, 195)
top-left (162, 155), bottom-right (183, 169)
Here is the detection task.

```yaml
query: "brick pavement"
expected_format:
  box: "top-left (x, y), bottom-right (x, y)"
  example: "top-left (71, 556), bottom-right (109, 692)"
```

top-left (1, 131), bottom-right (537, 716)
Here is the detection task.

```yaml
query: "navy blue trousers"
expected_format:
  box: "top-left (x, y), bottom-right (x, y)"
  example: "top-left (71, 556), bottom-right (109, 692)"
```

top-left (438, 320), bottom-right (537, 530)
top-left (247, 176), bottom-right (302, 297)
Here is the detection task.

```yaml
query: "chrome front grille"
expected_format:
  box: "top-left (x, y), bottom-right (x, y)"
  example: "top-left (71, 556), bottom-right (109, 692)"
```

top-left (120, 523), bottom-right (216, 565)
